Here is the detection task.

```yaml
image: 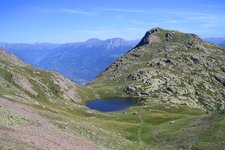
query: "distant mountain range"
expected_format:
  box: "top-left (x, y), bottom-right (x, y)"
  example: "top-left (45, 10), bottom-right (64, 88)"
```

top-left (204, 38), bottom-right (225, 46)
top-left (0, 38), bottom-right (138, 84)
top-left (0, 37), bottom-right (223, 84)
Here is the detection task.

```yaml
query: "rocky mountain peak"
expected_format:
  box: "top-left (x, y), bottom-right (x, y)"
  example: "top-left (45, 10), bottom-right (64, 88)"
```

top-left (92, 28), bottom-right (225, 111)
top-left (135, 27), bottom-right (202, 48)
top-left (135, 27), bottom-right (163, 48)
top-left (85, 38), bottom-right (102, 43)
top-left (104, 38), bottom-right (128, 49)
top-left (82, 38), bottom-right (136, 49)
top-left (83, 38), bottom-right (133, 48)
top-left (84, 38), bottom-right (102, 47)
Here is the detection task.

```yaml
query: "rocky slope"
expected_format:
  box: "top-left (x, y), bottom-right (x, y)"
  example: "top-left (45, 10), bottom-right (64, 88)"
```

top-left (91, 28), bottom-right (225, 111)
top-left (0, 48), bottom-right (91, 104)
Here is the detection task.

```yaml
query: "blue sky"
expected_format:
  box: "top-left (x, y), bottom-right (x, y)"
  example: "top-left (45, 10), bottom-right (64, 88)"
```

top-left (1, 0), bottom-right (225, 43)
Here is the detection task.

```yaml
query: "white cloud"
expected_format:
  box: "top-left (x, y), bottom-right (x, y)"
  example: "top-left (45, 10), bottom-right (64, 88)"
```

top-left (61, 8), bottom-right (97, 16)
top-left (115, 15), bottom-right (145, 25)
top-left (95, 7), bottom-right (147, 13)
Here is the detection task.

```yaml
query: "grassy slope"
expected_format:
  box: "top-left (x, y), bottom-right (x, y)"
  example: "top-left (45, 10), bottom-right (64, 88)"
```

top-left (2, 84), bottom-right (225, 150)
top-left (27, 98), bottom-right (225, 150)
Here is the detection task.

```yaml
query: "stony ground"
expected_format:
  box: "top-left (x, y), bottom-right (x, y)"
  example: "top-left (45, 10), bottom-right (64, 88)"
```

top-left (0, 97), bottom-right (97, 150)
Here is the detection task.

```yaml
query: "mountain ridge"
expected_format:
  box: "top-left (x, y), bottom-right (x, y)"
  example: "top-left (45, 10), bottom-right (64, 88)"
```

top-left (90, 28), bottom-right (225, 111)
top-left (204, 37), bottom-right (225, 47)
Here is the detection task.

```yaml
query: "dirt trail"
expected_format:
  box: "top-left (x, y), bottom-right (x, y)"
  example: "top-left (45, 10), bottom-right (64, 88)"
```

top-left (137, 114), bottom-right (144, 148)
top-left (0, 98), bottom-right (98, 150)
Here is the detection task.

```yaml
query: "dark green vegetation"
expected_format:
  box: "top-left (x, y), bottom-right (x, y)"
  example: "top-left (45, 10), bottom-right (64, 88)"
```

top-left (0, 28), bottom-right (225, 149)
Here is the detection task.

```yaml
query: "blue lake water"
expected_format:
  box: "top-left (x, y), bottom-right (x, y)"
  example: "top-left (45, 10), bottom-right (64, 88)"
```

top-left (86, 98), bottom-right (136, 112)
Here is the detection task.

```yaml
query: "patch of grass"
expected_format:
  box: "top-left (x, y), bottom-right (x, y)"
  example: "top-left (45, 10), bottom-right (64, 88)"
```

top-left (33, 97), bottom-right (222, 149)
top-left (5, 93), bottom-right (221, 150)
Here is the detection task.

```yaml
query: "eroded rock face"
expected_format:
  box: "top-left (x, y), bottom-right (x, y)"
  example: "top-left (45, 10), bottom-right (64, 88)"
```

top-left (11, 73), bottom-right (38, 96)
top-left (165, 32), bottom-right (174, 41)
top-left (51, 73), bottom-right (81, 102)
top-left (92, 28), bottom-right (225, 111)
top-left (213, 73), bottom-right (225, 87)
top-left (135, 27), bottom-right (162, 48)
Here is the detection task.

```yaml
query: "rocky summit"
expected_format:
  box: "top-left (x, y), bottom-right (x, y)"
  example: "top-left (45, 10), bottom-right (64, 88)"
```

top-left (91, 27), bottom-right (225, 111)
